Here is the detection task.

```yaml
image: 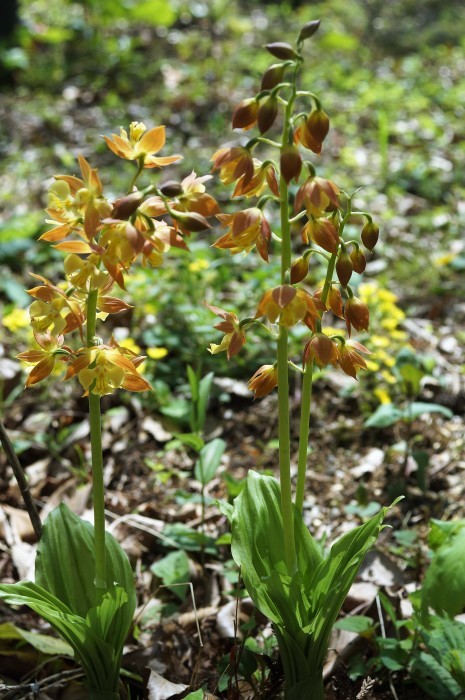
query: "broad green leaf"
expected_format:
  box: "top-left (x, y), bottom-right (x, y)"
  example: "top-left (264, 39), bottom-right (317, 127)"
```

top-left (160, 398), bottom-right (190, 422)
top-left (0, 582), bottom-right (117, 691)
top-left (86, 585), bottom-right (129, 652)
top-left (421, 526), bottom-right (465, 617)
top-left (217, 499), bottom-right (234, 522)
top-left (397, 363), bottom-right (424, 396)
top-left (407, 402), bottom-right (453, 421)
top-left (35, 504), bottom-right (136, 625)
top-left (411, 650), bottom-right (461, 699)
top-left (151, 550), bottom-right (190, 600)
top-left (194, 438), bottom-right (226, 485)
top-left (231, 471), bottom-right (323, 625)
top-left (231, 471), bottom-right (391, 694)
top-left (333, 615), bottom-right (376, 636)
top-left (428, 518), bottom-right (465, 550)
top-left (183, 691), bottom-right (205, 700)
top-left (302, 505), bottom-right (389, 670)
top-left (173, 432), bottom-right (205, 452)
top-left (377, 636), bottom-right (408, 671)
top-left (0, 621), bottom-right (73, 656)
top-left (364, 403), bottom-right (403, 428)
top-left (161, 523), bottom-right (217, 553)
top-left (274, 626), bottom-right (324, 700)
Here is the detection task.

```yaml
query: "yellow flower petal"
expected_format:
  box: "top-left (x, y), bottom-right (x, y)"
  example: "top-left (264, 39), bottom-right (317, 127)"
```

top-left (146, 347), bottom-right (169, 359)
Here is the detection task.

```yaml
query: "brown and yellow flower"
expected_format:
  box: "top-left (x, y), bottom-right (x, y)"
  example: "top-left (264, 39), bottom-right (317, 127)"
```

top-left (248, 364), bottom-right (278, 398)
top-left (103, 122), bottom-right (181, 169)
top-left (232, 160), bottom-right (279, 198)
top-left (294, 109), bottom-right (330, 154)
top-left (17, 332), bottom-right (69, 387)
top-left (344, 296), bottom-right (370, 336)
top-left (172, 171), bottom-right (220, 218)
top-left (301, 217), bottom-right (340, 254)
top-left (337, 340), bottom-right (371, 379)
top-left (303, 332), bottom-right (339, 368)
top-left (295, 176), bottom-right (340, 218)
top-left (255, 285), bottom-right (321, 329)
top-left (27, 275), bottom-right (85, 336)
top-left (213, 208), bottom-right (271, 261)
top-left (211, 146), bottom-right (254, 187)
top-left (65, 341), bottom-right (151, 396)
top-left (206, 302), bottom-right (246, 360)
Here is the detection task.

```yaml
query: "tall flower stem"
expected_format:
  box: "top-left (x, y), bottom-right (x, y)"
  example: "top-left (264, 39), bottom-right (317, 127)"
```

top-left (86, 289), bottom-right (107, 590)
top-left (295, 361), bottom-right (313, 514)
top-left (277, 325), bottom-right (296, 573)
top-left (276, 64), bottom-right (300, 574)
top-left (295, 250), bottom-right (337, 514)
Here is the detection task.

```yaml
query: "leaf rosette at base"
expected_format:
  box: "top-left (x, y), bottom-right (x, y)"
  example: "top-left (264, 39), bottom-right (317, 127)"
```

top-left (0, 504), bottom-right (136, 697)
top-left (231, 471), bottom-right (394, 699)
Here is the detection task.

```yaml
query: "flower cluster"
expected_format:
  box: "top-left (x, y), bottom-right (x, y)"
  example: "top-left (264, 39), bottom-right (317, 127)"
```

top-left (20, 123), bottom-right (219, 396)
top-left (208, 37), bottom-right (380, 398)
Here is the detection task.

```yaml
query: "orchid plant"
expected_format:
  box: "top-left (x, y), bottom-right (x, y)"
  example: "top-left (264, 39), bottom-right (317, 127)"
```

top-left (0, 123), bottom-right (219, 698)
top-left (208, 22), bottom-right (395, 699)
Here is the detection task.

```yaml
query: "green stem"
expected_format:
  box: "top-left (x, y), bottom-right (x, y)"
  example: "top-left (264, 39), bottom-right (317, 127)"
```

top-left (127, 157), bottom-right (145, 193)
top-left (320, 252), bottom-right (337, 307)
top-left (295, 362), bottom-right (313, 513)
top-left (277, 326), bottom-right (296, 574)
top-left (296, 251), bottom-right (337, 512)
top-left (86, 289), bottom-right (107, 590)
top-left (276, 63), bottom-right (300, 574)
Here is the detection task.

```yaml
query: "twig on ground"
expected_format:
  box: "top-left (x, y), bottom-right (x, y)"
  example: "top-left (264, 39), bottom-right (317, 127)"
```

top-left (0, 421), bottom-right (43, 540)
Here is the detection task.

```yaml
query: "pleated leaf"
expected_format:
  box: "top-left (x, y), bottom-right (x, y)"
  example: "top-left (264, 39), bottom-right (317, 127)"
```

top-left (231, 470), bottom-right (322, 625)
top-left (0, 581), bottom-right (119, 690)
top-left (35, 503), bottom-right (136, 626)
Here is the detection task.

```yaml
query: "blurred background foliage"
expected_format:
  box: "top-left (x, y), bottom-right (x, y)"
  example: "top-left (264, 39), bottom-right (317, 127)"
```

top-left (0, 0), bottom-right (464, 409)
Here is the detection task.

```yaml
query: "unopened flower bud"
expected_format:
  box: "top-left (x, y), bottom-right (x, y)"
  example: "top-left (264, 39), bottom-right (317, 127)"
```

top-left (301, 217), bottom-right (339, 254)
top-left (306, 109), bottom-right (330, 146)
top-left (111, 191), bottom-right (144, 219)
top-left (280, 144), bottom-right (302, 184)
top-left (336, 251), bottom-right (353, 287)
top-left (350, 248), bottom-right (366, 274)
top-left (159, 180), bottom-right (183, 197)
top-left (298, 20), bottom-right (321, 43)
top-left (345, 296), bottom-right (370, 336)
top-left (261, 63), bottom-right (286, 91)
top-left (248, 364), bottom-right (278, 398)
top-left (232, 98), bottom-right (259, 130)
top-left (265, 42), bottom-right (298, 60)
top-left (290, 256), bottom-right (309, 283)
top-left (361, 221), bottom-right (379, 250)
top-left (303, 332), bottom-right (338, 368)
top-left (327, 287), bottom-right (343, 318)
top-left (171, 211), bottom-right (211, 232)
top-left (258, 96), bottom-right (278, 134)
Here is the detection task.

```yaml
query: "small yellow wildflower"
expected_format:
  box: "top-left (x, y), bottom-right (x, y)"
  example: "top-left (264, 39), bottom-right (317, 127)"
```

top-left (374, 387), bottom-right (391, 404)
top-left (147, 347), bottom-right (169, 360)
top-left (118, 338), bottom-right (141, 355)
top-left (3, 309), bottom-right (30, 332)
top-left (188, 259), bottom-right (209, 273)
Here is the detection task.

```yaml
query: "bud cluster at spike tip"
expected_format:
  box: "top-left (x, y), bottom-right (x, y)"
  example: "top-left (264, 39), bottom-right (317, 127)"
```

top-left (206, 21), bottom-right (381, 398)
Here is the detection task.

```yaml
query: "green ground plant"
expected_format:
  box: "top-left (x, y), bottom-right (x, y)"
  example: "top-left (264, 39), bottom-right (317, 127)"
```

top-left (207, 21), bottom-right (397, 699)
top-left (0, 124), bottom-right (219, 697)
top-left (335, 519), bottom-right (465, 699)
top-left (365, 347), bottom-right (453, 492)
